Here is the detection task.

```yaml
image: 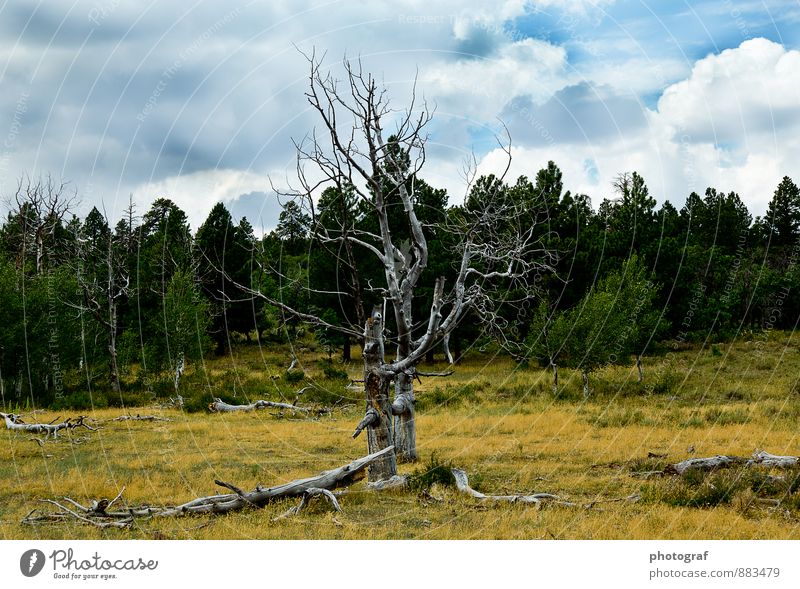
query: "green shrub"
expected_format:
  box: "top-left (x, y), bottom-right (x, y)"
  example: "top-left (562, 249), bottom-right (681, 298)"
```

top-left (408, 454), bottom-right (456, 492)
top-left (704, 407), bottom-right (750, 425)
top-left (651, 369), bottom-right (680, 395)
top-left (51, 390), bottom-right (109, 411)
top-left (285, 369), bottom-right (305, 384)
top-left (651, 465), bottom-right (800, 511)
top-left (318, 359), bottom-right (348, 381)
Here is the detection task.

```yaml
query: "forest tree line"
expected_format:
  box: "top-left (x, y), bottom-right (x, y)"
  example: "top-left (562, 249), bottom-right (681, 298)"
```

top-left (1, 164), bottom-right (799, 407)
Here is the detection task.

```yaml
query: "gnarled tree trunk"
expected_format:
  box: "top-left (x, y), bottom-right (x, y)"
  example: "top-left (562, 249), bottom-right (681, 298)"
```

top-left (392, 371), bottom-right (416, 462)
top-left (361, 307), bottom-right (396, 481)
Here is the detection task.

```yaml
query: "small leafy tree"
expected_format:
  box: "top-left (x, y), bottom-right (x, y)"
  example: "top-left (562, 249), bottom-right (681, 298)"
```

top-left (554, 255), bottom-right (659, 397)
top-left (154, 269), bottom-right (211, 392)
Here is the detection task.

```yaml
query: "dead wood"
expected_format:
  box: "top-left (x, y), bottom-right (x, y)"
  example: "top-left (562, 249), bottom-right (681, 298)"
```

top-left (22, 446), bottom-right (395, 527)
top-left (2, 413), bottom-right (96, 439)
top-left (104, 414), bottom-right (172, 423)
top-left (208, 398), bottom-right (310, 414)
top-left (272, 488), bottom-right (342, 521)
top-left (366, 474), bottom-right (409, 491)
top-left (657, 450), bottom-right (800, 476)
top-left (750, 450), bottom-right (799, 468)
top-left (451, 468), bottom-right (572, 506)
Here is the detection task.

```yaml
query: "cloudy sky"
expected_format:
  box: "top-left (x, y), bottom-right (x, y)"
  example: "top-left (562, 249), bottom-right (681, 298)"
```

top-left (1, 0), bottom-right (799, 231)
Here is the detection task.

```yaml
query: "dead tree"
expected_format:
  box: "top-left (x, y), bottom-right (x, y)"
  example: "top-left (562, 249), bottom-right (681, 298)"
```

top-left (238, 54), bottom-right (553, 481)
top-left (65, 207), bottom-right (130, 393)
top-left (7, 175), bottom-right (78, 274)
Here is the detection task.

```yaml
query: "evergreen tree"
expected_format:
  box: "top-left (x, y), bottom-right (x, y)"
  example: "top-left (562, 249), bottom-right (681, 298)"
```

top-left (767, 176), bottom-right (800, 247)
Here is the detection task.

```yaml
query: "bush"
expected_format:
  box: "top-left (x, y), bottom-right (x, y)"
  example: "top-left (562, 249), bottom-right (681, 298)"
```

top-left (408, 454), bottom-right (456, 492)
top-left (650, 465), bottom-right (800, 511)
top-left (51, 390), bottom-right (109, 411)
top-left (651, 369), bottom-right (680, 395)
top-left (285, 369), bottom-right (305, 384)
top-left (704, 407), bottom-right (750, 425)
top-left (318, 359), bottom-right (348, 381)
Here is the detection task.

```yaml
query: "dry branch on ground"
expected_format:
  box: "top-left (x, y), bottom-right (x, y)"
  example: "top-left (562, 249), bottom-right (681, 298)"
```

top-left (22, 446), bottom-right (395, 528)
top-left (208, 398), bottom-right (309, 414)
top-left (1, 413), bottom-right (96, 439)
top-left (652, 450), bottom-right (800, 475)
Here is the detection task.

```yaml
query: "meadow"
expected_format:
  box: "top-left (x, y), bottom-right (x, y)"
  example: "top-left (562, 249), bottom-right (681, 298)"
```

top-left (2, 330), bottom-right (800, 540)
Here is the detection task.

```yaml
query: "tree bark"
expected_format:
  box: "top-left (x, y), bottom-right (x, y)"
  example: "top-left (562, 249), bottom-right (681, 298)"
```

top-left (636, 355), bottom-right (643, 383)
top-left (361, 307), bottom-right (397, 482)
top-left (342, 339), bottom-right (351, 363)
top-left (392, 371), bottom-right (417, 462)
top-left (582, 369), bottom-right (590, 399)
top-left (551, 360), bottom-right (558, 395)
top-left (108, 307), bottom-right (120, 394)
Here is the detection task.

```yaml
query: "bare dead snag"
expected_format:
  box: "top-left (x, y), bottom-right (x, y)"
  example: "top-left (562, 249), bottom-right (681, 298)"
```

top-left (226, 54), bottom-right (554, 468)
top-left (451, 468), bottom-right (571, 506)
top-left (208, 398), bottom-right (310, 413)
top-left (23, 447), bottom-right (395, 526)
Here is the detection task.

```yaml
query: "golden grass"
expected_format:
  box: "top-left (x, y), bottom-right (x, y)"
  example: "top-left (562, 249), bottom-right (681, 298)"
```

top-left (3, 331), bottom-right (800, 539)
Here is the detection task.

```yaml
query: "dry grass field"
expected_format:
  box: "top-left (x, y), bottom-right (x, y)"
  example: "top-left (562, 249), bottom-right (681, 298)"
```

top-left (3, 330), bottom-right (800, 540)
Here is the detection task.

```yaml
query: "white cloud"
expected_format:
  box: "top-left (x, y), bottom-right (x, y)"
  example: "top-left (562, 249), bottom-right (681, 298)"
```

top-left (133, 168), bottom-right (267, 229)
top-left (657, 38), bottom-right (800, 144)
top-left (466, 37), bottom-right (800, 216)
top-left (423, 38), bottom-right (568, 120)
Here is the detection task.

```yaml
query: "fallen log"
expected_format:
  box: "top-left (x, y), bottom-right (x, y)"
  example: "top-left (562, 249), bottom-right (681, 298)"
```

top-left (104, 414), bottom-right (172, 423)
top-left (23, 446), bottom-right (395, 527)
top-left (663, 450), bottom-right (800, 475)
top-left (750, 450), bottom-right (799, 468)
top-left (208, 398), bottom-right (309, 413)
top-left (666, 455), bottom-right (748, 475)
top-left (451, 468), bottom-right (571, 506)
top-left (1, 413), bottom-right (96, 439)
